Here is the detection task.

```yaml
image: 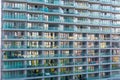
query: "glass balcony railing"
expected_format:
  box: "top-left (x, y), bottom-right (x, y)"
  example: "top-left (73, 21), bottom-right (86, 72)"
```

top-left (60, 71), bottom-right (73, 75)
top-left (62, 2), bottom-right (74, 6)
top-left (27, 26), bottom-right (43, 30)
top-left (112, 1), bottom-right (120, 5)
top-left (27, 72), bottom-right (43, 77)
top-left (3, 74), bottom-right (25, 79)
top-left (88, 76), bottom-right (99, 80)
top-left (100, 0), bottom-right (111, 4)
top-left (48, 18), bottom-right (61, 22)
top-left (90, 14), bottom-right (100, 18)
top-left (113, 24), bottom-right (120, 26)
top-left (88, 61), bottom-right (99, 64)
top-left (100, 68), bottom-right (110, 71)
top-left (28, 17), bottom-right (43, 21)
top-left (3, 15), bottom-right (26, 20)
top-left (90, 7), bottom-right (100, 10)
top-left (99, 53), bottom-right (111, 56)
top-left (44, 8), bottom-right (60, 13)
top-left (75, 61), bottom-right (87, 65)
top-left (3, 36), bottom-right (26, 39)
top-left (3, 26), bottom-right (25, 29)
top-left (101, 60), bottom-right (111, 63)
top-left (74, 45), bottom-right (87, 48)
top-left (88, 45), bottom-right (99, 48)
top-left (77, 13), bottom-right (89, 16)
top-left (77, 20), bottom-right (89, 24)
top-left (112, 67), bottom-right (120, 70)
top-left (28, 0), bottom-right (44, 3)
top-left (64, 19), bottom-right (74, 23)
top-left (90, 22), bottom-right (100, 25)
top-left (27, 63), bottom-right (57, 68)
top-left (74, 69), bottom-right (86, 73)
top-left (46, 1), bottom-right (60, 5)
top-left (3, 45), bottom-right (25, 49)
top-left (3, 6), bottom-right (26, 11)
top-left (28, 8), bottom-right (43, 12)
top-left (44, 72), bottom-right (58, 76)
top-left (88, 69), bottom-right (99, 72)
top-left (3, 53), bottom-right (88, 59)
top-left (2, 20), bottom-right (116, 27)
top-left (64, 28), bottom-right (74, 31)
top-left (88, 53), bottom-right (99, 56)
top-left (3, 64), bottom-right (24, 69)
top-left (89, 0), bottom-right (99, 2)
top-left (3, 44), bottom-right (103, 49)
top-left (60, 45), bottom-right (73, 48)
top-left (101, 75), bottom-right (110, 79)
top-left (112, 74), bottom-right (120, 78)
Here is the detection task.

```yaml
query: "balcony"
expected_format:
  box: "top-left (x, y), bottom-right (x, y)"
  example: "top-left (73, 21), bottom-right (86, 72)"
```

top-left (74, 53), bottom-right (87, 57)
top-left (3, 35), bottom-right (58, 40)
top-left (112, 74), bottom-right (120, 79)
top-left (48, 18), bottom-right (61, 22)
top-left (44, 72), bottom-right (58, 76)
top-left (46, 0), bottom-right (60, 5)
top-left (100, 68), bottom-right (110, 71)
top-left (99, 53), bottom-right (111, 56)
top-left (64, 19), bottom-right (74, 23)
top-left (77, 20), bottom-right (90, 25)
top-left (112, 67), bottom-right (120, 70)
top-left (28, 16), bottom-right (44, 21)
top-left (3, 53), bottom-right (88, 60)
top-left (62, 2), bottom-right (74, 7)
top-left (101, 60), bottom-right (111, 63)
top-left (100, 45), bottom-right (111, 48)
top-left (88, 76), bottom-right (99, 80)
top-left (74, 45), bottom-right (87, 48)
top-left (27, 26), bottom-right (43, 30)
top-left (112, 1), bottom-right (120, 6)
top-left (75, 3), bottom-right (88, 9)
top-left (3, 64), bottom-right (24, 69)
top-left (88, 53), bottom-right (99, 56)
top-left (27, 72), bottom-right (43, 77)
top-left (75, 61), bottom-right (87, 65)
top-left (90, 22), bottom-right (100, 26)
top-left (88, 45), bottom-right (99, 48)
top-left (3, 45), bottom-right (25, 49)
top-left (89, 0), bottom-right (99, 3)
top-left (64, 28), bottom-right (74, 32)
top-left (90, 14), bottom-right (100, 18)
top-left (75, 69), bottom-right (86, 73)
top-left (28, 0), bottom-right (44, 3)
top-left (3, 26), bottom-right (25, 30)
top-left (3, 74), bottom-right (25, 79)
top-left (3, 15), bottom-right (26, 20)
top-left (101, 75), bottom-right (110, 79)
top-left (28, 8), bottom-right (43, 12)
top-left (44, 8), bottom-right (60, 14)
top-left (3, 6), bottom-right (26, 11)
top-left (60, 71), bottom-right (73, 75)
top-left (60, 45), bottom-right (73, 48)
top-left (77, 13), bottom-right (89, 17)
top-left (88, 69), bottom-right (99, 72)
top-left (100, 0), bottom-right (111, 4)
top-left (3, 35), bottom-right (26, 40)
top-left (88, 61), bottom-right (99, 64)
top-left (113, 24), bottom-right (120, 27)
top-left (60, 54), bottom-right (72, 57)
top-left (90, 7), bottom-right (100, 11)
top-left (100, 8), bottom-right (112, 12)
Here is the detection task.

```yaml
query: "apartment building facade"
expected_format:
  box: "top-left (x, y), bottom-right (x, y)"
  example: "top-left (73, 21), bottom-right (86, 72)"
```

top-left (1, 0), bottom-right (120, 80)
